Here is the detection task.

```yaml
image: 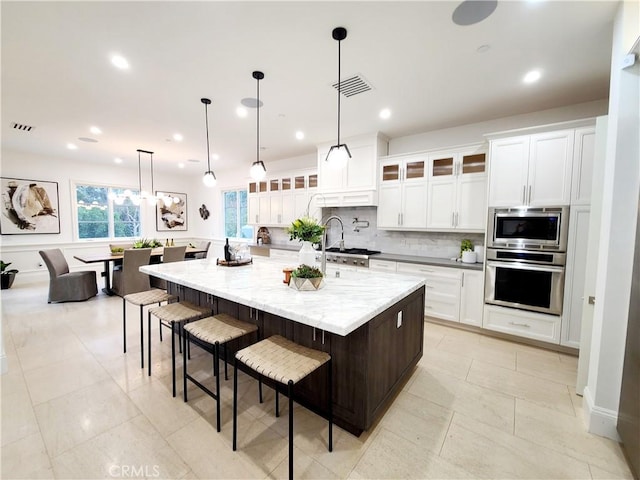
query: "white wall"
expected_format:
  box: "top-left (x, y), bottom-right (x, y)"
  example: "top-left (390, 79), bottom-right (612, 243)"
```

top-left (583, 0), bottom-right (640, 440)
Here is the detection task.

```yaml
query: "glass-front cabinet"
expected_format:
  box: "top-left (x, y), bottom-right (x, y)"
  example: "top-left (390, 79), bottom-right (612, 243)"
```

top-left (377, 155), bottom-right (428, 229)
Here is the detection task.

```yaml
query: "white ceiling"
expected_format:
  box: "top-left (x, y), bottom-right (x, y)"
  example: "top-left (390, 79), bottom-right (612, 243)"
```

top-left (1, 1), bottom-right (616, 176)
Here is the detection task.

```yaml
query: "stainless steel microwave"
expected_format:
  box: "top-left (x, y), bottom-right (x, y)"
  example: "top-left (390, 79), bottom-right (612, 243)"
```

top-left (487, 207), bottom-right (569, 252)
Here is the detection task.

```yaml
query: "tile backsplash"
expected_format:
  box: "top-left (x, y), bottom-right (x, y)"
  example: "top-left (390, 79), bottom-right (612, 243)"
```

top-left (268, 206), bottom-right (485, 260)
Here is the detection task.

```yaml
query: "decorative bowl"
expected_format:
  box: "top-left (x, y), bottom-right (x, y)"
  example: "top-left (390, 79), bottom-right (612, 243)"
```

top-left (289, 277), bottom-right (325, 291)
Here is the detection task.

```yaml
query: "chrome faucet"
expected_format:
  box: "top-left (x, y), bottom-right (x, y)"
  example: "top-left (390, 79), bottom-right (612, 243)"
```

top-left (321, 215), bottom-right (345, 274)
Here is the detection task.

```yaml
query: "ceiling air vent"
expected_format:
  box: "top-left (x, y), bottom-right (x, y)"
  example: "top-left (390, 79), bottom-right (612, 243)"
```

top-left (11, 122), bottom-right (35, 132)
top-left (332, 74), bottom-right (373, 98)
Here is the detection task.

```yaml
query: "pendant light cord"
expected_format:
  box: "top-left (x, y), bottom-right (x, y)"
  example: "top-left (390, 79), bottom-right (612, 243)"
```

top-left (150, 153), bottom-right (154, 194)
top-left (204, 102), bottom-right (211, 172)
top-left (256, 74), bottom-right (260, 163)
top-left (137, 150), bottom-right (142, 193)
top-left (337, 37), bottom-right (341, 146)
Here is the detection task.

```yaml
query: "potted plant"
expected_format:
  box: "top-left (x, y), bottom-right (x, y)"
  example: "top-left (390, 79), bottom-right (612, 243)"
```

top-left (133, 238), bottom-right (163, 248)
top-left (286, 216), bottom-right (325, 265)
top-left (460, 239), bottom-right (476, 263)
top-left (289, 264), bottom-right (325, 291)
top-left (1, 261), bottom-right (19, 289)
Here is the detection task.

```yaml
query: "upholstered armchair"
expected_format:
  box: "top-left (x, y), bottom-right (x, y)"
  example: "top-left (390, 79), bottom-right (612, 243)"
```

top-left (39, 249), bottom-right (98, 303)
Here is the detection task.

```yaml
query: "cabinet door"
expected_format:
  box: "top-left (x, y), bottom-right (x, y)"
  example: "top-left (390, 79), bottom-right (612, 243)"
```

top-left (318, 151), bottom-right (344, 192)
top-left (456, 174), bottom-right (487, 231)
top-left (571, 127), bottom-right (596, 205)
top-left (269, 193), bottom-right (283, 225)
top-left (488, 136), bottom-right (529, 206)
top-left (259, 196), bottom-right (270, 225)
top-left (248, 195), bottom-right (260, 224)
top-left (427, 179), bottom-right (456, 229)
top-left (460, 270), bottom-right (484, 327)
top-left (402, 182), bottom-right (428, 228)
top-left (380, 162), bottom-right (401, 184)
top-left (560, 206), bottom-right (590, 347)
top-left (346, 144), bottom-right (376, 190)
top-left (528, 130), bottom-right (574, 206)
top-left (377, 184), bottom-right (402, 228)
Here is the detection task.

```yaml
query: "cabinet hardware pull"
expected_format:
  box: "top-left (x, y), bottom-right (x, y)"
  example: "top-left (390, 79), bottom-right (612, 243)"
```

top-left (462, 272), bottom-right (464, 287)
top-left (528, 185), bottom-right (532, 205)
top-left (398, 213), bottom-right (401, 225)
top-left (522, 185), bottom-right (526, 205)
top-left (322, 330), bottom-right (325, 345)
top-left (452, 212), bottom-right (455, 227)
top-left (455, 212), bottom-right (458, 227)
top-left (425, 304), bottom-right (433, 309)
top-left (588, 296), bottom-right (596, 305)
top-left (509, 321), bottom-right (531, 328)
top-left (313, 327), bottom-right (316, 341)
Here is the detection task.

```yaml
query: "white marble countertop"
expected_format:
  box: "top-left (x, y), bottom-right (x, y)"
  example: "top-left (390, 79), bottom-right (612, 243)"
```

top-left (140, 259), bottom-right (425, 336)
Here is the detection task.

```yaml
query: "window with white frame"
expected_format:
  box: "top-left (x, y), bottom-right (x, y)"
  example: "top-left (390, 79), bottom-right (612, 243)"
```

top-left (223, 189), bottom-right (252, 239)
top-left (75, 184), bottom-right (141, 239)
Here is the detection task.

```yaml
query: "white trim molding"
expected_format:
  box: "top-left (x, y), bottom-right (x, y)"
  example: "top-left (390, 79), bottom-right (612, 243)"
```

top-left (582, 386), bottom-right (621, 441)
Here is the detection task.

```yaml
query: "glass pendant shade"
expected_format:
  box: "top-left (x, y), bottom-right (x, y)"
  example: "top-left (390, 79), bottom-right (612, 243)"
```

top-left (326, 144), bottom-right (351, 169)
top-left (203, 170), bottom-right (217, 187)
top-left (250, 160), bottom-right (267, 181)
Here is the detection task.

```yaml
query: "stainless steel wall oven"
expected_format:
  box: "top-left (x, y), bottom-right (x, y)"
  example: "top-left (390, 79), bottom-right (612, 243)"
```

top-left (485, 207), bottom-right (569, 316)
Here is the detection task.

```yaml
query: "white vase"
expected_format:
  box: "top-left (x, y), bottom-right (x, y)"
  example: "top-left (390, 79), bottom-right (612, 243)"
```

top-left (298, 241), bottom-right (318, 266)
top-left (461, 251), bottom-right (477, 264)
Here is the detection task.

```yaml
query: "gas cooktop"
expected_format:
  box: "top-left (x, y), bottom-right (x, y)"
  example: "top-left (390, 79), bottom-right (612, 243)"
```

top-left (324, 247), bottom-right (381, 256)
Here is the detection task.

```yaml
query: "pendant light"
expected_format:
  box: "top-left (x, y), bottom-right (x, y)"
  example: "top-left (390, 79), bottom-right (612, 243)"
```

top-left (249, 71), bottom-right (267, 181)
top-left (201, 98), bottom-right (217, 187)
top-left (133, 149), bottom-right (157, 206)
top-left (325, 27), bottom-right (351, 169)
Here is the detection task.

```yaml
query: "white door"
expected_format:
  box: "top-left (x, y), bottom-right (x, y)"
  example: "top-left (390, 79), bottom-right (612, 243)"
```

top-left (488, 136), bottom-right (529, 206)
top-left (571, 127), bottom-right (596, 206)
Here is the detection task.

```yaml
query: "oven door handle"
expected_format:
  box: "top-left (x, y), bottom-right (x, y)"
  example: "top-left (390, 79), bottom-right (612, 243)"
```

top-left (487, 261), bottom-right (565, 273)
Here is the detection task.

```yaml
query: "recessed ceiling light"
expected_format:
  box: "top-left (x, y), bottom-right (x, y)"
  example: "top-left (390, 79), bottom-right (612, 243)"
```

top-left (90, 126), bottom-right (102, 135)
top-left (178, 162), bottom-right (185, 169)
top-left (114, 157), bottom-right (123, 164)
top-left (240, 98), bottom-right (263, 108)
top-left (523, 69), bottom-right (542, 84)
top-left (236, 106), bottom-right (248, 118)
top-left (110, 54), bottom-right (129, 70)
top-left (67, 143), bottom-right (78, 150)
top-left (379, 108), bottom-right (391, 119)
top-left (173, 133), bottom-right (183, 142)
top-left (295, 131), bottom-right (305, 140)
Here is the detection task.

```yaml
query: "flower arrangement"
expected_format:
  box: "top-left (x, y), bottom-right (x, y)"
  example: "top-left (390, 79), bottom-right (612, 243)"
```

top-left (286, 216), bottom-right (324, 244)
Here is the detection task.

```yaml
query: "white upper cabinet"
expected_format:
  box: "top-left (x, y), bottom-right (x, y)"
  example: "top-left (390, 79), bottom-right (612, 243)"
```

top-left (570, 126), bottom-right (596, 205)
top-left (317, 132), bottom-right (388, 207)
top-left (377, 155), bottom-right (428, 229)
top-left (489, 129), bottom-right (574, 207)
top-left (427, 147), bottom-right (487, 231)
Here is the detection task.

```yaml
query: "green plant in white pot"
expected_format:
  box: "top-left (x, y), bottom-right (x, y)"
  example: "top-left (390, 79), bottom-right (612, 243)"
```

top-left (1, 261), bottom-right (19, 289)
top-left (460, 239), bottom-right (476, 264)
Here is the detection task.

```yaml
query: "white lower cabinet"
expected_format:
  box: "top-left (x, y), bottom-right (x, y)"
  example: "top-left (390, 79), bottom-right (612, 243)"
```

top-left (460, 270), bottom-right (484, 327)
top-left (369, 259), bottom-right (398, 273)
top-left (483, 304), bottom-right (561, 344)
top-left (396, 263), bottom-right (461, 322)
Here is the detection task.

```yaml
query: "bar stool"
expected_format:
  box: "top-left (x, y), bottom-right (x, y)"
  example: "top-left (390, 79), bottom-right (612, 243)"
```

top-left (182, 314), bottom-right (258, 431)
top-left (147, 301), bottom-right (212, 396)
top-left (123, 289), bottom-right (177, 368)
top-left (233, 335), bottom-right (332, 480)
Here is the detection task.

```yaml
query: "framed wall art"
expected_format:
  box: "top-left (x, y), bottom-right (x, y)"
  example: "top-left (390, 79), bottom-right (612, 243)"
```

top-left (156, 191), bottom-right (187, 231)
top-left (1, 177), bottom-right (60, 234)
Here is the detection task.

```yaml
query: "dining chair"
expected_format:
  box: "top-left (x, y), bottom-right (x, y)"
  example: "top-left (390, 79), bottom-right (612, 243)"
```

top-left (111, 248), bottom-right (152, 297)
top-left (109, 243), bottom-right (133, 271)
top-left (151, 245), bottom-right (186, 290)
top-left (193, 241), bottom-right (211, 259)
top-left (39, 249), bottom-right (98, 303)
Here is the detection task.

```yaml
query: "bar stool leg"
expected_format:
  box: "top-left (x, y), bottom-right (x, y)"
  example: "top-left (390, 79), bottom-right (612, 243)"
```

top-left (232, 358), bottom-right (238, 451)
top-left (275, 388), bottom-right (280, 417)
top-left (148, 311), bottom-right (152, 376)
top-left (122, 298), bottom-right (127, 353)
top-left (171, 322), bottom-right (177, 397)
top-left (223, 343), bottom-right (228, 380)
top-left (328, 359), bottom-right (333, 452)
top-left (140, 306), bottom-right (145, 369)
top-left (214, 342), bottom-right (221, 432)
top-left (183, 330), bottom-right (189, 402)
top-left (259, 379), bottom-right (263, 403)
top-left (288, 380), bottom-right (294, 480)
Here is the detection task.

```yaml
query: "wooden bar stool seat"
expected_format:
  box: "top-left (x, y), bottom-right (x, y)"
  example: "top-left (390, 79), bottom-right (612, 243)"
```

top-left (123, 289), bottom-right (177, 369)
top-left (147, 301), bottom-right (211, 396)
top-left (233, 335), bottom-right (332, 480)
top-left (182, 314), bottom-right (258, 431)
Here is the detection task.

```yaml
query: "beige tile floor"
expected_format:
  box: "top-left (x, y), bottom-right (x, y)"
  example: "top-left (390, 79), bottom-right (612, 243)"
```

top-left (1, 280), bottom-right (634, 479)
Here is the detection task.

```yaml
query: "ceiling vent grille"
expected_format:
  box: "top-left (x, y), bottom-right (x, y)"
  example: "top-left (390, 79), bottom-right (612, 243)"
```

top-left (332, 74), bottom-right (373, 98)
top-left (11, 122), bottom-right (35, 132)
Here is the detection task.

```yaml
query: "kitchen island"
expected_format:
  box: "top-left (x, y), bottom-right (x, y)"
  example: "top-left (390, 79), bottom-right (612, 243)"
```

top-left (141, 259), bottom-right (426, 435)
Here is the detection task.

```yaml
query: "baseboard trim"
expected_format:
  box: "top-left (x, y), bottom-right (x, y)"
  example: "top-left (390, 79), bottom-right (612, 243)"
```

top-left (582, 386), bottom-right (621, 441)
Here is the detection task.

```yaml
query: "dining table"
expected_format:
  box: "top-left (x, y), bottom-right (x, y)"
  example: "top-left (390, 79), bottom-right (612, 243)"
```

top-left (74, 246), bottom-right (208, 295)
